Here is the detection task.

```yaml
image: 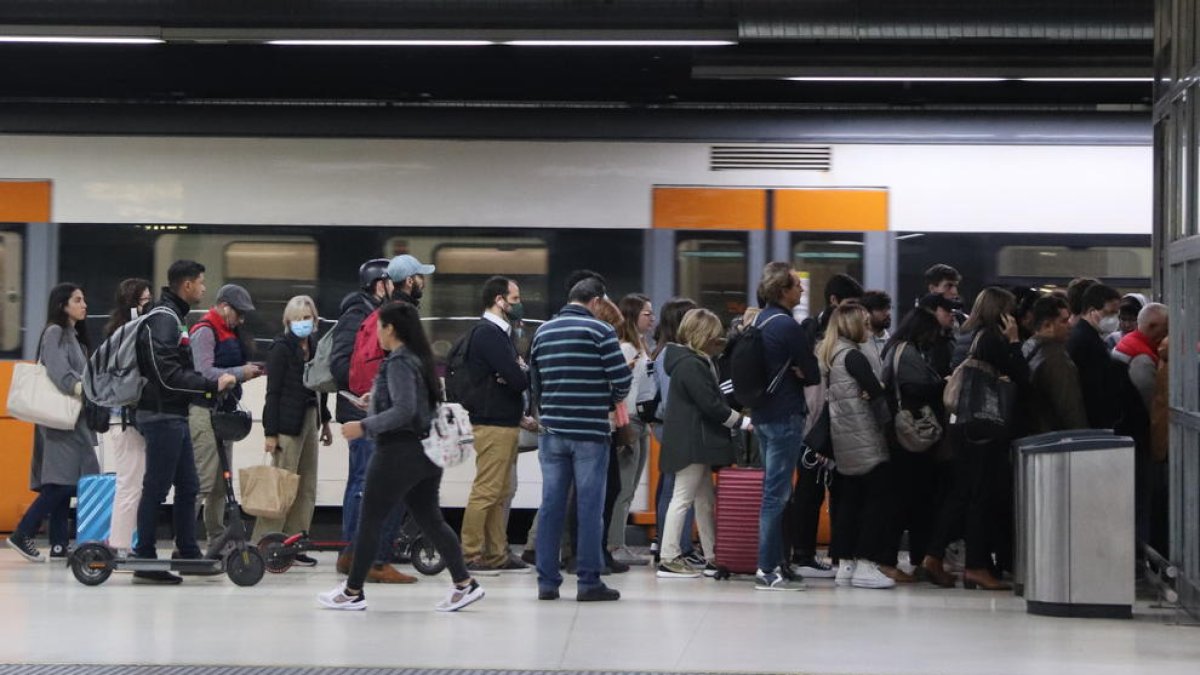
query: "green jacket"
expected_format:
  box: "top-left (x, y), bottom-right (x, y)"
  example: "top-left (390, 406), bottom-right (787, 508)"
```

top-left (660, 343), bottom-right (743, 474)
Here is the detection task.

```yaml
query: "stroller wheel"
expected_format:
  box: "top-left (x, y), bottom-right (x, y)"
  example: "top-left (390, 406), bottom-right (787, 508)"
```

top-left (225, 547), bottom-right (266, 587)
top-left (256, 532), bottom-right (294, 574)
top-left (70, 543), bottom-right (115, 586)
top-left (410, 537), bottom-right (446, 576)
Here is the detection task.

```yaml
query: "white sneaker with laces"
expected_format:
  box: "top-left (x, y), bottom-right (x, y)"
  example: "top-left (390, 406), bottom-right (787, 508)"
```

top-left (851, 560), bottom-right (896, 589)
top-left (317, 582), bottom-right (367, 610)
top-left (795, 557), bottom-right (837, 578)
top-left (835, 559), bottom-right (856, 586)
top-left (436, 580), bottom-right (485, 612)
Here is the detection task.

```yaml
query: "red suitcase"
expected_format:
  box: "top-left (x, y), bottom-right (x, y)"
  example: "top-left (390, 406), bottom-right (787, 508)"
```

top-left (714, 467), bottom-right (764, 576)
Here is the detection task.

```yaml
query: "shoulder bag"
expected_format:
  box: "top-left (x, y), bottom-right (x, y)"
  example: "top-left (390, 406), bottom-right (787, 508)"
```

top-left (891, 343), bottom-right (942, 453)
top-left (7, 330), bottom-right (83, 430)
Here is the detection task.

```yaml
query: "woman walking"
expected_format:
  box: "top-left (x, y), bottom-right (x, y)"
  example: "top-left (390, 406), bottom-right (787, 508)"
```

top-left (319, 301), bottom-right (484, 612)
top-left (6, 283), bottom-right (99, 562)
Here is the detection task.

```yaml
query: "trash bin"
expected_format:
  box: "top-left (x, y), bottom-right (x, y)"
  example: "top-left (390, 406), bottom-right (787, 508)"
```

top-left (1011, 429), bottom-right (1113, 597)
top-left (1018, 431), bottom-right (1135, 619)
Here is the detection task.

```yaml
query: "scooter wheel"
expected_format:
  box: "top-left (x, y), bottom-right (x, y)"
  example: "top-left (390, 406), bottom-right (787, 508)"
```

top-left (410, 536), bottom-right (446, 576)
top-left (225, 547), bottom-right (266, 587)
top-left (256, 532), bottom-right (294, 574)
top-left (70, 543), bottom-right (115, 586)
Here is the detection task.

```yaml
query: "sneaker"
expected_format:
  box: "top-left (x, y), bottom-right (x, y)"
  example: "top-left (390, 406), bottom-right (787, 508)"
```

top-left (497, 555), bottom-right (531, 574)
top-left (6, 533), bottom-right (44, 563)
top-left (465, 559), bottom-right (502, 577)
top-left (293, 554), bottom-right (318, 567)
top-left (611, 546), bottom-right (650, 566)
top-left (577, 584), bottom-right (621, 602)
top-left (367, 563), bottom-right (417, 584)
top-left (436, 579), bottom-right (485, 612)
top-left (520, 549), bottom-right (536, 565)
top-left (835, 560), bottom-right (857, 586)
top-left (656, 557), bottom-right (701, 579)
top-left (336, 551), bottom-right (352, 575)
top-left (605, 556), bottom-right (630, 574)
top-left (317, 582), bottom-right (367, 610)
top-left (132, 570), bottom-right (183, 585)
top-left (701, 562), bottom-right (721, 578)
top-left (851, 560), bottom-right (896, 589)
top-left (538, 588), bottom-right (560, 601)
top-left (755, 567), bottom-right (806, 591)
top-left (793, 556), bottom-right (837, 579)
top-left (682, 551), bottom-right (707, 569)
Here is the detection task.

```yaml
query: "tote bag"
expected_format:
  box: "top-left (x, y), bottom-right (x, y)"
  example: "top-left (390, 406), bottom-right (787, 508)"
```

top-left (239, 459), bottom-right (300, 521)
top-left (7, 361), bottom-right (82, 431)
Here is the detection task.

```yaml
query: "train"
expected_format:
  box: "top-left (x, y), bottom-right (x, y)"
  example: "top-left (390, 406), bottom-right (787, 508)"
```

top-left (0, 118), bottom-right (1152, 525)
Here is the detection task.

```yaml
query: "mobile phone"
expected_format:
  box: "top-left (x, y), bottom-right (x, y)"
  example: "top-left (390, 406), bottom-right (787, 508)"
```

top-left (339, 391), bottom-right (367, 408)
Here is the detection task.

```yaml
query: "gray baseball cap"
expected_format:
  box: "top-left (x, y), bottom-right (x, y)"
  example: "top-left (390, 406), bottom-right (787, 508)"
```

top-left (388, 254), bottom-right (436, 281)
top-left (216, 284), bottom-right (255, 313)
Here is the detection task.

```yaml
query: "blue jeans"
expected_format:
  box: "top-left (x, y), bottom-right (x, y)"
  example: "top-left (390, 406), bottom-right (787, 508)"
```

top-left (342, 437), bottom-right (406, 562)
top-left (536, 433), bottom-right (609, 592)
top-left (16, 483), bottom-right (75, 552)
top-left (135, 416), bottom-right (201, 559)
top-left (755, 413), bottom-right (806, 572)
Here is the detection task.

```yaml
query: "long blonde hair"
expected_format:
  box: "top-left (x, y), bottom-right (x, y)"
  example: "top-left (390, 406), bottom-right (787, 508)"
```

top-left (677, 308), bottom-right (724, 355)
top-left (817, 303), bottom-right (867, 372)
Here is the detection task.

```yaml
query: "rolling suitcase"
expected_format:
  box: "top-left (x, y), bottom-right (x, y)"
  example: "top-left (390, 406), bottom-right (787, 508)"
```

top-left (75, 473), bottom-right (137, 546)
top-left (713, 466), bottom-right (764, 576)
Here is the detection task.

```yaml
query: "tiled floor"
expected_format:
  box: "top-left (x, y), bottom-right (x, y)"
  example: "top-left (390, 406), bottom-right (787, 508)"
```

top-left (1, 546), bottom-right (1197, 675)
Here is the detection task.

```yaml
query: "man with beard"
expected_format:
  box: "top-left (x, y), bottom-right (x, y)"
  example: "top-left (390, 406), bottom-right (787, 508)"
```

top-left (859, 290), bottom-right (892, 379)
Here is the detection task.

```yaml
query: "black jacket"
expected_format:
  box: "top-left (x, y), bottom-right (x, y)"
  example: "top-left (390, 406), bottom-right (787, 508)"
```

top-left (331, 291), bottom-right (380, 423)
top-left (136, 288), bottom-right (218, 416)
top-left (464, 318), bottom-right (528, 427)
top-left (660, 344), bottom-right (742, 474)
top-left (1066, 320), bottom-right (1123, 429)
top-left (263, 333), bottom-right (331, 437)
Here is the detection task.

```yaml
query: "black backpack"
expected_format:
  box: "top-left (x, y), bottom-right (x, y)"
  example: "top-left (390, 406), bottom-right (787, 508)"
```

top-left (729, 312), bottom-right (792, 409)
top-left (443, 323), bottom-right (485, 407)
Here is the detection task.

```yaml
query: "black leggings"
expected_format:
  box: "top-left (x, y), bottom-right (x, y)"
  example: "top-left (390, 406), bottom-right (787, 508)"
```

top-left (830, 462), bottom-right (892, 564)
top-left (929, 426), bottom-right (1010, 570)
top-left (16, 483), bottom-right (75, 550)
top-left (348, 438), bottom-right (469, 591)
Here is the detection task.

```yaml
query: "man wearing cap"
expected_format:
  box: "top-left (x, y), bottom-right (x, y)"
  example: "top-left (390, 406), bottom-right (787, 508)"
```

top-left (189, 283), bottom-right (263, 552)
top-left (387, 254), bottom-right (436, 309)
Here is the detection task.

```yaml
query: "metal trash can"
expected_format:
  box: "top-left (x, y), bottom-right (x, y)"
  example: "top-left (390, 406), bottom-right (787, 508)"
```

top-left (1018, 432), bottom-right (1135, 619)
top-left (1011, 429), bottom-right (1113, 597)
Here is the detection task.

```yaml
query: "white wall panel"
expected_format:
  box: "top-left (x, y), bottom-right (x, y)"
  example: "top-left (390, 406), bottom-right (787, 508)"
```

top-left (0, 135), bottom-right (1151, 233)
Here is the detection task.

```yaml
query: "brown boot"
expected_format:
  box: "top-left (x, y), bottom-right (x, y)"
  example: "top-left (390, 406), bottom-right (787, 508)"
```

top-left (336, 552), bottom-right (352, 576)
top-left (367, 563), bottom-right (418, 584)
top-left (962, 567), bottom-right (1012, 591)
top-left (879, 564), bottom-right (917, 584)
top-left (920, 555), bottom-right (957, 588)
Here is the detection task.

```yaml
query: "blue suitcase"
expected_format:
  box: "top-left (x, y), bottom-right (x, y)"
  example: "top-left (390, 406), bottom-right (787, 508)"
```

top-left (76, 473), bottom-right (138, 546)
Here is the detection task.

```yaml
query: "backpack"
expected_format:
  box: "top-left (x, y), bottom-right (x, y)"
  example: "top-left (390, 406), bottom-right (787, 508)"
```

top-left (349, 308), bottom-right (386, 395)
top-left (302, 323), bottom-right (338, 393)
top-left (443, 323), bottom-right (485, 407)
top-left (422, 402), bottom-right (475, 469)
top-left (82, 306), bottom-right (176, 409)
top-left (729, 312), bottom-right (792, 409)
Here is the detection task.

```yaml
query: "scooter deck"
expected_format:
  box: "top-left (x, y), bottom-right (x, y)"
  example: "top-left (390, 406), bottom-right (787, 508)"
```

top-left (110, 557), bottom-right (223, 572)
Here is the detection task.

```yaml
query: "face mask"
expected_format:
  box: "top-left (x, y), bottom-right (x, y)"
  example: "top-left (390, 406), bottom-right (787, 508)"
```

top-left (1098, 314), bottom-right (1120, 336)
top-left (504, 301), bottom-right (525, 322)
top-left (290, 319), bottom-right (315, 339)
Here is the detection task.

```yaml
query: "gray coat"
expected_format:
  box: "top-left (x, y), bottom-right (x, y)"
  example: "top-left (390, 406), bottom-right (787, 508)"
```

top-left (827, 339), bottom-right (888, 476)
top-left (660, 344), bottom-right (741, 474)
top-left (30, 324), bottom-right (99, 490)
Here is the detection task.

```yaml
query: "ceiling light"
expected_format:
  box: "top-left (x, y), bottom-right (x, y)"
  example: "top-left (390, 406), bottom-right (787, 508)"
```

top-left (504, 40), bottom-right (735, 47)
top-left (268, 39), bottom-right (494, 46)
top-left (0, 35), bottom-right (163, 44)
top-left (1018, 77), bottom-right (1153, 83)
top-left (785, 76), bottom-right (1006, 82)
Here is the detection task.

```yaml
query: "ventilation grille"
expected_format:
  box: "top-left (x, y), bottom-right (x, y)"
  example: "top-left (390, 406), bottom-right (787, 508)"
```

top-left (709, 144), bottom-right (832, 171)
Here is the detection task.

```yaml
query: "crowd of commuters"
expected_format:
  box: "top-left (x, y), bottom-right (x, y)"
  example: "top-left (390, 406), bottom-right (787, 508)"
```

top-left (3, 253), bottom-right (1171, 612)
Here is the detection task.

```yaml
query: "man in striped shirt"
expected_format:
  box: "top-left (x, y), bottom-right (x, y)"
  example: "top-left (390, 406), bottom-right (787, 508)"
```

top-left (530, 275), bottom-right (632, 602)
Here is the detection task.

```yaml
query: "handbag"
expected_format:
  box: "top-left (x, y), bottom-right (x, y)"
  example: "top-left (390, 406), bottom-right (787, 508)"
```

top-left (7, 332), bottom-right (83, 430)
top-left (612, 400), bottom-right (637, 448)
top-left (944, 332), bottom-right (1014, 432)
top-left (239, 457), bottom-right (300, 520)
top-left (891, 343), bottom-right (942, 453)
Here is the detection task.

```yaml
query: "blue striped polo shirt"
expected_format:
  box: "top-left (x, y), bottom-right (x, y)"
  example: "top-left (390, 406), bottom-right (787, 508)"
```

top-left (531, 303), bottom-right (632, 442)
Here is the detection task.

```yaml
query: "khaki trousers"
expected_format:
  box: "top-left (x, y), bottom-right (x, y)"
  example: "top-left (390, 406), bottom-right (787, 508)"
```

top-left (252, 408), bottom-right (320, 539)
top-left (460, 424), bottom-right (520, 567)
top-left (189, 405), bottom-right (230, 545)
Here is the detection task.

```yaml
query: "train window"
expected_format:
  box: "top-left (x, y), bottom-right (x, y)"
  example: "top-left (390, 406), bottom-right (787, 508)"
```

top-left (223, 241), bottom-right (319, 349)
top-left (791, 236), bottom-right (864, 320)
top-left (676, 236), bottom-right (747, 324)
top-left (0, 231), bottom-right (22, 353)
top-left (996, 246), bottom-right (1152, 281)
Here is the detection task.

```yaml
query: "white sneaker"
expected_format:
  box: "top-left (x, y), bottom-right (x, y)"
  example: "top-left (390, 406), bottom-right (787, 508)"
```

top-left (793, 557), bottom-right (838, 578)
top-left (317, 582), bottom-right (367, 610)
top-left (436, 579), bottom-right (485, 612)
top-left (835, 559), bottom-right (856, 586)
top-left (851, 560), bottom-right (896, 589)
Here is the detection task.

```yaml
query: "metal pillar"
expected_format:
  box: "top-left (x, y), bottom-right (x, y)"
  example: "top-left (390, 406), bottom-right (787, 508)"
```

top-left (642, 228), bottom-right (675, 312)
top-left (22, 222), bottom-right (58, 361)
top-left (863, 231), bottom-right (898, 301)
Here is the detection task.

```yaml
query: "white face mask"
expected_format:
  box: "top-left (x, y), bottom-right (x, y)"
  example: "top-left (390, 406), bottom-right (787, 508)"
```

top-left (1098, 314), bottom-right (1121, 337)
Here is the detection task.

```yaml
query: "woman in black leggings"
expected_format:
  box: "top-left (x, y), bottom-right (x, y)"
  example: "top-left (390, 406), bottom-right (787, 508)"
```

top-left (318, 301), bottom-right (484, 612)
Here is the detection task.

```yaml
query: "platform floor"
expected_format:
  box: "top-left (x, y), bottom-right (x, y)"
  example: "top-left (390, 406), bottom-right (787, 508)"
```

top-left (1, 545), bottom-right (1197, 675)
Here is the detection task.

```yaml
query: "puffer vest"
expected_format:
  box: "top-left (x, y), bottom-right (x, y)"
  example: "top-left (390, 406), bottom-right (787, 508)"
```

top-left (826, 340), bottom-right (888, 476)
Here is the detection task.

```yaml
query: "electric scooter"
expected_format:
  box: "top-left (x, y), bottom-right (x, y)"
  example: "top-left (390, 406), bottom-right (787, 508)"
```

top-left (258, 513), bottom-right (445, 576)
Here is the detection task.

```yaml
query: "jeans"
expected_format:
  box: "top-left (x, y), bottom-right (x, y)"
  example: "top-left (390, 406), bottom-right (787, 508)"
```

top-left (134, 416), bottom-right (201, 559)
top-left (347, 438), bottom-right (469, 591)
top-left (16, 483), bottom-right (75, 552)
top-left (536, 433), bottom-right (609, 592)
top-left (755, 413), bottom-right (806, 572)
top-left (342, 436), bottom-right (406, 562)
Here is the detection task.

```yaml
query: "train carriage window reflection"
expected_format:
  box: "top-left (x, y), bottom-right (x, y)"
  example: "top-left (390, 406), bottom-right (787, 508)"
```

top-left (0, 231), bottom-right (23, 354)
top-left (213, 239), bottom-right (318, 355)
top-left (676, 236), bottom-right (747, 325)
top-left (792, 236), bottom-right (864, 320)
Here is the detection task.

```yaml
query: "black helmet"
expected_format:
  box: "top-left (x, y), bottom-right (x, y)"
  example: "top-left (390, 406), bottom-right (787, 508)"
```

top-left (211, 407), bottom-right (252, 443)
top-left (359, 258), bottom-right (391, 291)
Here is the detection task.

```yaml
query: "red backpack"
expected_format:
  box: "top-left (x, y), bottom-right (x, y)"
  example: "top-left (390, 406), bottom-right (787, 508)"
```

top-left (349, 308), bottom-right (386, 395)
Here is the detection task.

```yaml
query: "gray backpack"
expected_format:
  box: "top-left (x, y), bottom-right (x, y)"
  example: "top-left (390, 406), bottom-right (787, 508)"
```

top-left (83, 306), bottom-right (175, 409)
top-left (302, 321), bottom-right (339, 393)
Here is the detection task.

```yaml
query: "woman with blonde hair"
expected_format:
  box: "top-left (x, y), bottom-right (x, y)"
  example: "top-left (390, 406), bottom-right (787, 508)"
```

top-left (252, 295), bottom-right (333, 554)
top-left (819, 303), bottom-right (895, 589)
top-left (656, 308), bottom-right (752, 578)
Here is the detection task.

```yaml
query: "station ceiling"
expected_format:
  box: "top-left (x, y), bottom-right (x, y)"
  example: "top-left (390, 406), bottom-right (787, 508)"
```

top-left (0, 1), bottom-right (1154, 113)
